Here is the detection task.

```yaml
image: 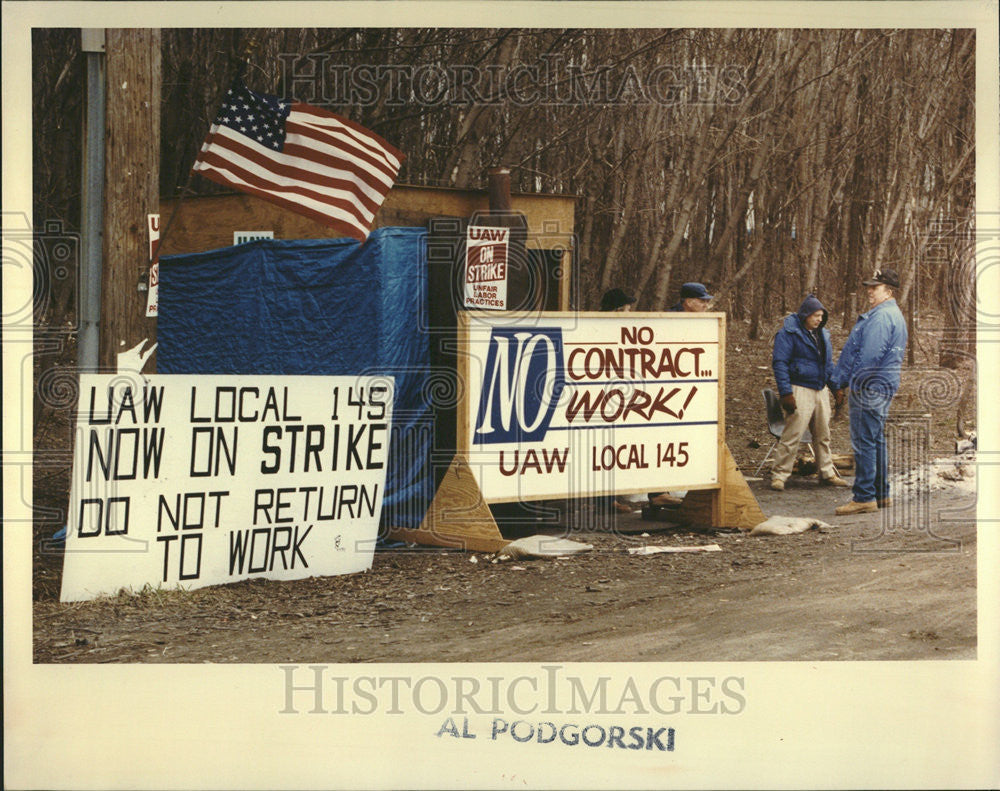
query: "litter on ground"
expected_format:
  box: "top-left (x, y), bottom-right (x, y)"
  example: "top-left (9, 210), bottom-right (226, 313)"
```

top-left (493, 535), bottom-right (594, 561)
top-left (751, 516), bottom-right (833, 536)
top-left (628, 544), bottom-right (722, 555)
top-left (891, 452), bottom-right (976, 494)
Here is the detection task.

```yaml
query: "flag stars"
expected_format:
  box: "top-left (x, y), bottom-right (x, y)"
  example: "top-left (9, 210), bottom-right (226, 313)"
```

top-left (210, 81), bottom-right (292, 152)
top-left (197, 77), bottom-right (399, 241)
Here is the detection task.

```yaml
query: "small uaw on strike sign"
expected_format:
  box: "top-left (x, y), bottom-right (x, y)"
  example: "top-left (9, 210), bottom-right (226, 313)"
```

top-left (464, 225), bottom-right (509, 310)
top-left (60, 374), bottom-right (393, 602)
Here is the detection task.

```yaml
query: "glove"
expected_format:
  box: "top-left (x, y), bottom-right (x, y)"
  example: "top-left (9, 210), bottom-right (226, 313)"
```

top-left (780, 394), bottom-right (796, 414)
top-left (833, 388), bottom-right (846, 420)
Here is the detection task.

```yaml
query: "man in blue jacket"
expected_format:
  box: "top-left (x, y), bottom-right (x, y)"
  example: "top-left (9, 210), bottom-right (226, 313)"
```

top-left (831, 268), bottom-right (908, 515)
top-left (770, 295), bottom-right (849, 491)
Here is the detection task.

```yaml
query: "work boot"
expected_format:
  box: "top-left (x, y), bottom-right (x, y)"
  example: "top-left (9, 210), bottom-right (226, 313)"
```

top-left (820, 475), bottom-right (850, 487)
top-left (649, 493), bottom-right (683, 507)
top-left (835, 500), bottom-right (878, 515)
top-left (877, 498), bottom-right (893, 509)
top-left (614, 500), bottom-right (636, 514)
top-left (769, 479), bottom-right (785, 491)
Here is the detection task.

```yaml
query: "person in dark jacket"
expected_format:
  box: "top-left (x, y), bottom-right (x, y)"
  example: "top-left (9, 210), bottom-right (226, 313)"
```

top-left (831, 268), bottom-right (908, 515)
top-left (668, 282), bottom-right (713, 312)
top-left (769, 294), bottom-right (849, 490)
top-left (600, 287), bottom-right (637, 312)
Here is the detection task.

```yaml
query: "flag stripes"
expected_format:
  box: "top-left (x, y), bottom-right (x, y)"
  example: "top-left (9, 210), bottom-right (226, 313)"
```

top-left (192, 80), bottom-right (404, 240)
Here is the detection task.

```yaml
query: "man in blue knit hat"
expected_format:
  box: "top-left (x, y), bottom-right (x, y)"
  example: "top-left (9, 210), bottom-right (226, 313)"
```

top-left (831, 268), bottom-right (908, 515)
top-left (769, 295), bottom-right (849, 490)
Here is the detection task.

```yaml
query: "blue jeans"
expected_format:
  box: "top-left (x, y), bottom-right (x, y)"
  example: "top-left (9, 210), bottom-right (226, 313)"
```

top-left (849, 390), bottom-right (892, 503)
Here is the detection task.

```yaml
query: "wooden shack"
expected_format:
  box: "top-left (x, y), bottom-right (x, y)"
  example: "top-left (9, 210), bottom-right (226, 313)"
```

top-left (159, 183), bottom-right (577, 310)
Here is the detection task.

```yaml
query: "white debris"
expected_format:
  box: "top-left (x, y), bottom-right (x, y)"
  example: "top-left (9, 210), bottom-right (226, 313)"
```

top-left (891, 451), bottom-right (977, 496)
top-left (751, 516), bottom-right (832, 536)
top-left (628, 544), bottom-right (722, 555)
top-left (493, 535), bottom-right (593, 561)
top-left (117, 337), bottom-right (158, 375)
top-left (955, 433), bottom-right (976, 454)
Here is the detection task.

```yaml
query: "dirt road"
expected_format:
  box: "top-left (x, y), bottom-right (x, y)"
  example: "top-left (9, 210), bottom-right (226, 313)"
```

top-left (33, 474), bottom-right (976, 664)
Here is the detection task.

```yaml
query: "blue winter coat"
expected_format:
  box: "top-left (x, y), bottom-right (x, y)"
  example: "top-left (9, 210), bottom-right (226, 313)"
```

top-left (832, 298), bottom-right (908, 395)
top-left (772, 301), bottom-right (835, 395)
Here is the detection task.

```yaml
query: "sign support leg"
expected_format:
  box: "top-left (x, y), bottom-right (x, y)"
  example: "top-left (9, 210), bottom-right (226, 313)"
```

top-left (677, 444), bottom-right (766, 530)
top-left (387, 456), bottom-right (508, 552)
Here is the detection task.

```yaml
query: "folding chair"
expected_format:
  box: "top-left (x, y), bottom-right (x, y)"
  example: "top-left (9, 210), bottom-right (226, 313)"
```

top-left (753, 388), bottom-right (814, 476)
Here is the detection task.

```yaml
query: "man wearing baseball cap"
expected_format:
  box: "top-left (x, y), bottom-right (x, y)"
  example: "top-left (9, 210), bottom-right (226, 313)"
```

top-left (668, 282), bottom-right (713, 313)
top-left (830, 268), bottom-right (908, 515)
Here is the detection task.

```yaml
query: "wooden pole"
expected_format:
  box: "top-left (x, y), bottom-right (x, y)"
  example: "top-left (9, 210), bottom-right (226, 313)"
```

top-left (98, 29), bottom-right (161, 372)
top-left (487, 167), bottom-right (512, 211)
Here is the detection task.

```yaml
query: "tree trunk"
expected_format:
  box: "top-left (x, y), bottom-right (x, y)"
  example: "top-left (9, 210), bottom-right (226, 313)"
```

top-left (803, 131), bottom-right (831, 294)
top-left (442, 33), bottom-right (519, 187)
top-left (598, 146), bottom-right (644, 294)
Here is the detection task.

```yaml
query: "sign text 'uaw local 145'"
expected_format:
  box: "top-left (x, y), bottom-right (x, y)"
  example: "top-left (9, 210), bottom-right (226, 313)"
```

top-left (462, 312), bottom-right (722, 501)
top-left (59, 374), bottom-right (393, 602)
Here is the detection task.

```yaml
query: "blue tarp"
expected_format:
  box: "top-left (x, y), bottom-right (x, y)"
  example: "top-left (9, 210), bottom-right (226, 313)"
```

top-left (157, 228), bottom-right (434, 528)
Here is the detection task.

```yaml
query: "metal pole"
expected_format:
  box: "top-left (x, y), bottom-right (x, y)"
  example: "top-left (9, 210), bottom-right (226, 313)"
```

top-left (78, 29), bottom-right (105, 371)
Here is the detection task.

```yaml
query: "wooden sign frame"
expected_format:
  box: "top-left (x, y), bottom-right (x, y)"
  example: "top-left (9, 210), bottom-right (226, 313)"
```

top-left (389, 311), bottom-right (763, 551)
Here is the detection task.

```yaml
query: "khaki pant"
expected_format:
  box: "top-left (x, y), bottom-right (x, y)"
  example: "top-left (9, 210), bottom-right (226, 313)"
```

top-left (771, 385), bottom-right (837, 482)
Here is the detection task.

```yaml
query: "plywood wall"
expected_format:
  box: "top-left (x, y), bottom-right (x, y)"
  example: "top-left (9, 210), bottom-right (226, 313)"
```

top-left (158, 185), bottom-right (576, 257)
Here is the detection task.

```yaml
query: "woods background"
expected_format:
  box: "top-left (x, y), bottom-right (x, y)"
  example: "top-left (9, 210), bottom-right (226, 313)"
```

top-left (33, 28), bottom-right (976, 323)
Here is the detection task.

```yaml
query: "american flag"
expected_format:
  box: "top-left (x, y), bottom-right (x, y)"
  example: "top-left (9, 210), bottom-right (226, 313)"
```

top-left (192, 79), bottom-right (404, 241)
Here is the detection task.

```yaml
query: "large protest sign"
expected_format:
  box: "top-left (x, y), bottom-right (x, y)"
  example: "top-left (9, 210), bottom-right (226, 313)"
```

top-left (60, 374), bottom-right (392, 602)
top-left (458, 311), bottom-right (723, 502)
